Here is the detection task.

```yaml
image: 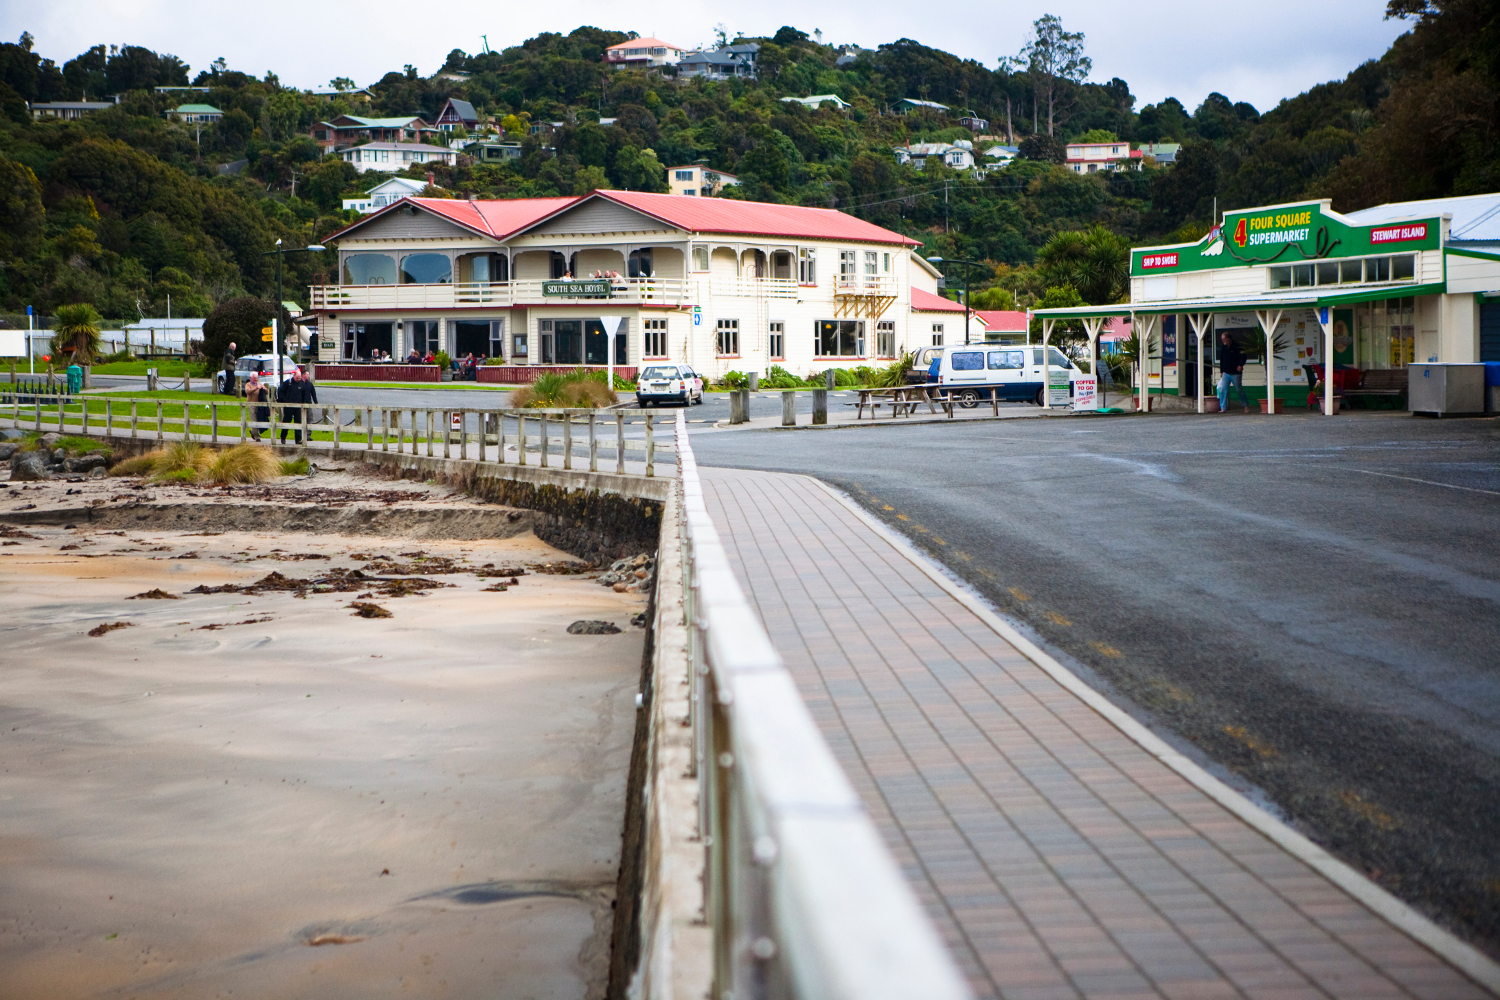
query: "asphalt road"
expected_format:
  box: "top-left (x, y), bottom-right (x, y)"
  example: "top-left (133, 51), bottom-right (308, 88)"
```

top-left (690, 409), bottom-right (1500, 955)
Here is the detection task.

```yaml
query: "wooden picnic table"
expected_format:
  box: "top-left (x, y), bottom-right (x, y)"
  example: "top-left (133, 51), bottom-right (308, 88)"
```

top-left (854, 384), bottom-right (951, 419)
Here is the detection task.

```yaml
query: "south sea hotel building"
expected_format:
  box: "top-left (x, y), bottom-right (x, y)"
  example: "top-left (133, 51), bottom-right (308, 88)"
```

top-left (310, 191), bottom-right (985, 377)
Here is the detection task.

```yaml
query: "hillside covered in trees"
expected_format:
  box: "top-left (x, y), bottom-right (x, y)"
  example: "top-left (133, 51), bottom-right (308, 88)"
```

top-left (0, 0), bottom-right (1493, 321)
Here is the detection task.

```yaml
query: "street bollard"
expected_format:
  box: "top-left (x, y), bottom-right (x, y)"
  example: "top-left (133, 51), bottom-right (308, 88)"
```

top-left (825, 369), bottom-right (836, 391)
top-left (812, 388), bottom-right (828, 425)
top-left (782, 390), bottom-right (797, 427)
top-left (747, 371), bottom-right (758, 392)
top-left (729, 388), bottom-right (748, 424)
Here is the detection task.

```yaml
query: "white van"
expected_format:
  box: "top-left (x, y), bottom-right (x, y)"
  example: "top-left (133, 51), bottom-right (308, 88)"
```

top-left (927, 345), bottom-right (1082, 407)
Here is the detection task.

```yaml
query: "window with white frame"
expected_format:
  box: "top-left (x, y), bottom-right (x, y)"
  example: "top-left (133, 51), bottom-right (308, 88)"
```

top-left (883, 252), bottom-right (891, 272)
top-left (716, 318), bottom-right (740, 356)
top-left (490, 319), bottom-right (505, 359)
top-left (769, 321), bottom-right (784, 359)
top-left (675, 170), bottom-right (694, 181)
top-left (876, 320), bottom-right (895, 358)
top-left (815, 320), bottom-right (865, 357)
top-left (840, 250), bottom-right (856, 283)
top-left (864, 251), bottom-right (878, 280)
top-left (932, 323), bottom-right (944, 346)
top-left (644, 317), bottom-right (668, 357)
top-left (692, 246), bottom-right (710, 271)
top-left (798, 247), bottom-right (817, 284)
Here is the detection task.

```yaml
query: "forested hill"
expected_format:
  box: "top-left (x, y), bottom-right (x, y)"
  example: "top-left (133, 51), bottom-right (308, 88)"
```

top-left (0, 1), bottom-right (1494, 321)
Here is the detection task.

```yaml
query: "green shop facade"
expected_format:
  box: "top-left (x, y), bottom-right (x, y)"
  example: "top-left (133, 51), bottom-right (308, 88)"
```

top-left (1033, 193), bottom-right (1500, 415)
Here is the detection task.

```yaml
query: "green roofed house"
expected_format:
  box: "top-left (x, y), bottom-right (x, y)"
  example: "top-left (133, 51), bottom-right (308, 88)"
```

top-left (166, 104), bottom-right (223, 123)
top-left (1032, 192), bottom-right (1500, 416)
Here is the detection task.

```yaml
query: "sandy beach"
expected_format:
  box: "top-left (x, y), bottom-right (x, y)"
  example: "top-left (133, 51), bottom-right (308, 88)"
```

top-left (0, 489), bottom-right (647, 999)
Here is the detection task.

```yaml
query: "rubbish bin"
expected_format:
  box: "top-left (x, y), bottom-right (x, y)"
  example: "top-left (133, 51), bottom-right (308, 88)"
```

top-left (1408, 362), bottom-right (1485, 416)
top-left (65, 364), bottom-right (82, 394)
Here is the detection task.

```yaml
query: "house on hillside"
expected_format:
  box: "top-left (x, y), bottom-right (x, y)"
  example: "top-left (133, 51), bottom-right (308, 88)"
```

top-left (339, 142), bottom-right (457, 173)
top-left (312, 115), bottom-right (440, 152)
top-left (893, 141), bottom-right (975, 171)
top-left (603, 37), bottom-right (684, 71)
top-left (781, 94), bottom-right (851, 111)
top-left (342, 176), bottom-right (428, 214)
top-left (835, 45), bottom-right (873, 67)
top-left (308, 190), bottom-right (944, 375)
top-left (975, 310), bottom-right (1029, 344)
top-left (435, 98), bottom-right (479, 132)
top-left (667, 165), bottom-right (740, 196)
top-left (1140, 142), bottom-right (1181, 166)
top-left (154, 86), bottom-right (210, 95)
top-left (894, 98), bottom-right (949, 116)
top-left (166, 104), bottom-right (223, 123)
top-left (466, 140), bottom-right (527, 164)
top-left (957, 113), bottom-right (989, 132)
top-left (984, 145), bottom-right (1020, 166)
top-left (309, 86), bottom-right (375, 102)
top-left (678, 43), bottom-right (759, 80)
top-left (1066, 140), bottom-right (1143, 173)
top-left (29, 100), bottom-right (116, 120)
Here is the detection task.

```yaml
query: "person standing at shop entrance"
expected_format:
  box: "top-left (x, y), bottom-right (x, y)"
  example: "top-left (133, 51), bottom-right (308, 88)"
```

top-left (1217, 331), bottom-right (1251, 413)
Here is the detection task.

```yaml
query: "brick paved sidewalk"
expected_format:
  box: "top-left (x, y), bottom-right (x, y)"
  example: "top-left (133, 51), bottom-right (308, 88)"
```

top-left (700, 466), bottom-right (1493, 1000)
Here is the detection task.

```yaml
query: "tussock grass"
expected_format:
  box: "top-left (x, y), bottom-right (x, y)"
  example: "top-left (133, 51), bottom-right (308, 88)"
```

top-left (109, 450), bottom-right (165, 477)
top-left (154, 441), bottom-right (212, 480)
top-left (278, 456), bottom-right (310, 477)
top-left (511, 368), bottom-right (617, 409)
top-left (206, 444), bottom-right (281, 484)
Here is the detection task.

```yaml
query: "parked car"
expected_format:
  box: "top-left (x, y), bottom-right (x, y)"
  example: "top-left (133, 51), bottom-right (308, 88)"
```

top-left (928, 345), bottom-right (1082, 407)
top-left (635, 364), bottom-right (704, 406)
top-left (216, 354), bottom-right (304, 394)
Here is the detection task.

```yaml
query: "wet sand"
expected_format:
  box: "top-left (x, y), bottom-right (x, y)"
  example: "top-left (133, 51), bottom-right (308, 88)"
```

top-left (0, 520), bottom-right (645, 999)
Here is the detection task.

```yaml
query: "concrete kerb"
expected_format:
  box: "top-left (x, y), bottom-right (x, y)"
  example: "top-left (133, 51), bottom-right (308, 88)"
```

top-left (804, 474), bottom-right (1500, 997)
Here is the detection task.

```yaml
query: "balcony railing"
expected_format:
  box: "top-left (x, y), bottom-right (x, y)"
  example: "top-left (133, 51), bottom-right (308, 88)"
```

top-left (309, 278), bottom-right (691, 311)
top-left (707, 276), bottom-right (800, 299)
top-left (833, 275), bottom-right (899, 295)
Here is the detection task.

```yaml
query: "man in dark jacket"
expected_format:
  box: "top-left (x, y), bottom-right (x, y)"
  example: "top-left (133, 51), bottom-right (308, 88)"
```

top-left (1216, 331), bottom-right (1251, 413)
top-left (222, 342), bottom-right (237, 395)
top-left (278, 370), bottom-right (306, 444)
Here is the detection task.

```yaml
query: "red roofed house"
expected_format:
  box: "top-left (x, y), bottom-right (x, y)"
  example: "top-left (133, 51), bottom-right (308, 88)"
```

top-left (1066, 140), bottom-right (1144, 174)
top-left (604, 37), bottom-right (684, 71)
top-left (311, 190), bottom-right (950, 377)
top-left (974, 309), bottom-right (1029, 344)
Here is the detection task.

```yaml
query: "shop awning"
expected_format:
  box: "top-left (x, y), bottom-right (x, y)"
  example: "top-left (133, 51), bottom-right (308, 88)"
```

top-left (1032, 281), bottom-right (1446, 320)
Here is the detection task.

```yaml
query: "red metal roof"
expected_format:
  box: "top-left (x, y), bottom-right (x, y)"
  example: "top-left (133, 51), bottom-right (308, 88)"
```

top-left (324, 195), bottom-right (580, 243)
top-left (910, 288), bottom-right (967, 312)
top-left (329, 190), bottom-right (921, 247)
top-left (606, 37), bottom-right (682, 51)
top-left (974, 309), bottom-right (1028, 331)
top-left (587, 190), bottom-right (923, 246)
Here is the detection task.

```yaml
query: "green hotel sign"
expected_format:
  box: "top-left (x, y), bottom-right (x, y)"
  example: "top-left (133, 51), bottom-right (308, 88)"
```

top-left (1132, 200), bottom-right (1441, 276)
top-left (542, 279), bottom-right (612, 297)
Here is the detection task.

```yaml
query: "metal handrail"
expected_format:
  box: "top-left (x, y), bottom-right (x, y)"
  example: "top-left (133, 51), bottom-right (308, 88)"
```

top-left (673, 409), bottom-right (970, 999)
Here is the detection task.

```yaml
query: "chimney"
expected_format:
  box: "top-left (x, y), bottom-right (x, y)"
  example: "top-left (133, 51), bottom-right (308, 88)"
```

top-left (426, 172), bottom-right (435, 186)
top-left (467, 192), bottom-right (477, 202)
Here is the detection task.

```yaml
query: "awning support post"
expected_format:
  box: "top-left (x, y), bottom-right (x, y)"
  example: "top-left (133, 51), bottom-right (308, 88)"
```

top-left (1188, 313), bottom-right (1213, 414)
top-left (1319, 306), bottom-right (1335, 416)
top-left (1255, 309), bottom-right (1284, 414)
top-left (1041, 318), bottom-right (1055, 410)
top-left (1132, 313), bottom-right (1159, 414)
top-left (1082, 317), bottom-right (1105, 408)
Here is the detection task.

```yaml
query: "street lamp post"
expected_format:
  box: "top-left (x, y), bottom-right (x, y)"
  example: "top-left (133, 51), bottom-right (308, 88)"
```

top-left (262, 240), bottom-right (326, 385)
top-left (926, 257), bottom-right (987, 345)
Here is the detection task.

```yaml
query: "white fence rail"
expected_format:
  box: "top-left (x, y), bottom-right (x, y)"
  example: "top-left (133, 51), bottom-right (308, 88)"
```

top-left (0, 390), bottom-right (674, 476)
top-left (673, 410), bottom-right (970, 999)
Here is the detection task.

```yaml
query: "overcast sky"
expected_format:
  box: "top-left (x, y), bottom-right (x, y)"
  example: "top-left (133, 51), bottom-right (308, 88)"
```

top-left (8, 0), bottom-right (1409, 115)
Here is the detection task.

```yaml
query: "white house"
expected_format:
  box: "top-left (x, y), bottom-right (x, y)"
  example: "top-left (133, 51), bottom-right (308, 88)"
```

top-left (893, 142), bottom-right (976, 171)
top-left (667, 165), bottom-right (740, 197)
top-left (165, 104), bottom-right (223, 123)
top-left (309, 190), bottom-right (951, 377)
top-left (603, 37), bottom-right (684, 70)
top-left (339, 142), bottom-right (458, 173)
top-left (678, 43), bottom-right (758, 80)
top-left (343, 177), bottom-right (428, 214)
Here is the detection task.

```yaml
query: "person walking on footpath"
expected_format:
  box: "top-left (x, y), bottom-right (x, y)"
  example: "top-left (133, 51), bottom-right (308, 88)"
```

top-left (1216, 331), bottom-right (1251, 413)
top-left (222, 341), bottom-right (237, 396)
top-left (278, 369), bottom-right (307, 444)
top-left (296, 368), bottom-right (318, 442)
top-left (245, 376), bottom-right (269, 441)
